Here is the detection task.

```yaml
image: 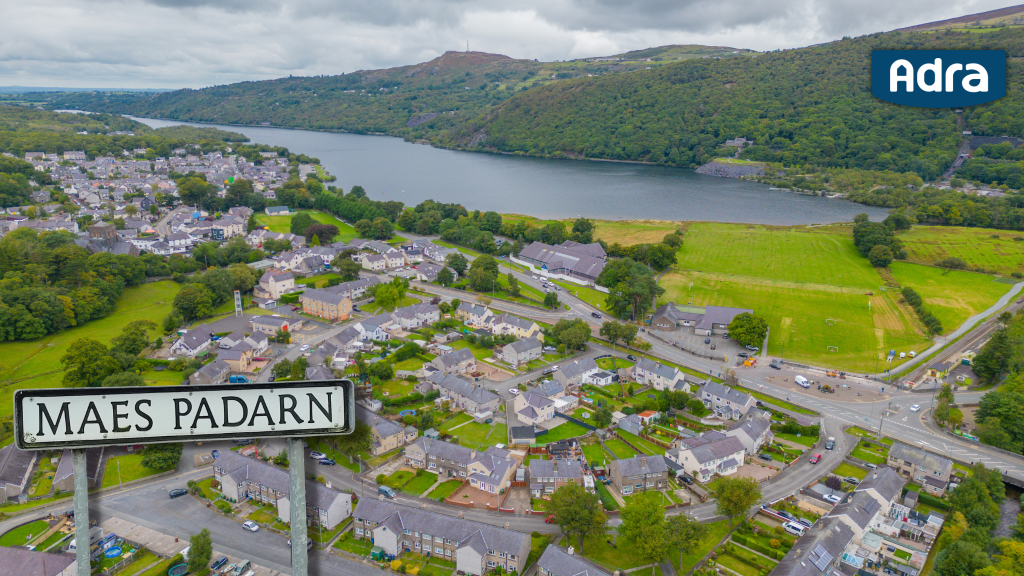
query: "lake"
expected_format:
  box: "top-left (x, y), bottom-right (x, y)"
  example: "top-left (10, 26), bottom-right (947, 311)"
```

top-left (132, 117), bottom-right (890, 224)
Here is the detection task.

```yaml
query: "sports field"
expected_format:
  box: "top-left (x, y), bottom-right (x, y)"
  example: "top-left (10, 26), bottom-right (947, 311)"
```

top-left (898, 225), bottom-right (1024, 276)
top-left (0, 281), bottom-right (180, 419)
top-left (256, 210), bottom-right (357, 242)
top-left (659, 223), bottom-right (1010, 371)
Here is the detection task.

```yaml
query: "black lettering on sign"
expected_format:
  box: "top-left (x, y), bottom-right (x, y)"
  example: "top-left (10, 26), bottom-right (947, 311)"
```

top-left (111, 401), bottom-right (130, 433)
top-left (307, 392), bottom-right (332, 424)
top-left (279, 394), bottom-right (303, 425)
top-left (222, 396), bottom-right (248, 427)
top-left (247, 396), bottom-right (275, 427)
top-left (191, 398), bottom-right (219, 429)
top-left (38, 402), bottom-right (72, 436)
top-left (174, 398), bottom-right (193, 430)
top-left (78, 401), bottom-right (107, 435)
top-left (135, 400), bottom-right (153, 432)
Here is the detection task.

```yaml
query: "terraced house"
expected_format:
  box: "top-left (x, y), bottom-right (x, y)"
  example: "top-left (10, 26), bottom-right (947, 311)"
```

top-left (887, 442), bottom-right (953, 496)
top-left (405, 439), bottom-right (518, 495)
top-left (528, 459), bottom-right (583, 497)
top-left (352, 500), bottom-right (529, 575)
top-left (490, 313), bottom-right (542, 340)
top-left (214, 451), bottom-right (352, 529)
top-left (631, 358), bottom-right (689, 392)
top-left (697, 381), bottom-right (757, 420)
top-left (431, 347), bottom-right (477, 375)
top-left (456, 302), bottom-right (494, 328)
top-left (300, 288), bottom-right (353, 321)
top-left (608, 454), bottom-right (669, 495)
top-left (391, 302), bottom-right (440, 330)
top-left (427, 373), bottom-right (500, 414)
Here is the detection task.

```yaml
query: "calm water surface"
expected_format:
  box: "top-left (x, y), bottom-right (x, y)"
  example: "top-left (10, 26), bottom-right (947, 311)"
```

top-left (133, 117), bottom-right (890, 224)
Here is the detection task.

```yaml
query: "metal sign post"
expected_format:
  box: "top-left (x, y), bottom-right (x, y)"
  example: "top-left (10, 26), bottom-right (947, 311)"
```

top-left (14, 379), bottom-right (354, 576)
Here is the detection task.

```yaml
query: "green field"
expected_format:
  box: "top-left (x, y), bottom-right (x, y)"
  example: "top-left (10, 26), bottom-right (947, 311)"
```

top-left (256, 210), bottom-right (357, 243)
top-left (659, 223), bottom-right (1009, 371)
top-left (604, 438), bottom-right (638, 459)
top-left (0, 520), bottom-right (49, 547)
top-left (0, 281), bottom-right (180, 419)
top-left (101, 454), bottom-right (168, 488)
top-left (452, 421), bottom-right (507, 450)
top-left (899, 225), bottom-right (1024, 276)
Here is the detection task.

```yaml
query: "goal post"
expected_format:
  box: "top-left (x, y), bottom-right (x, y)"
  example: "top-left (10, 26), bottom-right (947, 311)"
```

top-left (825, 318), bottom-right (837, 325)
top-left (827, 346), bottom-right (839, 352)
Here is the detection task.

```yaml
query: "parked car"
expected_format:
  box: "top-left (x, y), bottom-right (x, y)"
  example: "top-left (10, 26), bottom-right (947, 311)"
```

top-left (626, 355), bottom-right (637, 361)
top-left (591, 312), bottom-right (602, 318)
top-left (211, 450), bottom-right (220, 459)
top-left (822, 494), bottom-right (842, 504)
top-left (865, 463), bottom-right (878, 469)
top-left (710, 344), bottom-right (717, 350)
top-left (795, 518), bottom-right (814, 529)
top-left (910, 404), bottom-right (921, 412)
top-left (378, 486), bottom-right (397, 499)
top-left (777, 510), bottom-right (796, 521)
top-left (544, 515), bottom-right (556, 524)
top-left (551, 365), bottom-right (559, 372)
top-left (318, 458), bottom-right (336, 466)
top-left (825, 437), bottom-right (835, 450)
top-left (211, 557), bottom-right (229, 571)
top-left (543, 346), bottom-right (557, 352)
top-left (723, 332), bottom-right (729, 339)
top-left (509, 388), bottom-right (520, 396)
top-left (680, 475), bottom-right (694, 485)
top-left (783, 522), bottom-right (806, 537)
top-left (288, 539), bottom-right (313, 550)
top-left (737, 352), bottom-right (749, 358)
top-left (810, 453), bottom-right (822, 464)
top-left (745, 345), bottom-right (759, 352)
top-left (485, 418), bottom-right (493, 424)
top-left (169, 488), bottom-right (187, 499)
top-left (758, 453), bottom-right (773, 461)
top-left (704, 338), bottom-right (711, 344)
top-left (310, 451), bottom-right (326, 460)
top-left (242, 521), bottom-right (260, 532)
top-left (846, 477), bottom-right (861, 485)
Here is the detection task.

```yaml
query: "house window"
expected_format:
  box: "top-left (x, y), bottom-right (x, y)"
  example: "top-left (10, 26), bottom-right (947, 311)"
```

top-left (445, 549), bottom-right (452, 556)
top-left (415, 543), bottom-right (421, 550)
top-left (435, 536), bottom-right (443, 543)
top-left (436, 547), bottom-right (444, 554)
top-left (356, 528), bottom-right (364, 535)
top-left (500, 552), bottom-right (506, 558)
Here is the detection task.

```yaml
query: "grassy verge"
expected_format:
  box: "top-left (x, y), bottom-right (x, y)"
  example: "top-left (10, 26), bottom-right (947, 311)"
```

top-left (832, 462), bottom-right (868, 480)
top-left (737, 386), bottom-right (817, 415)
top-left (0, 520), bottom-right (49, 547)
top-left (101, 454), bottom-right (167, 488)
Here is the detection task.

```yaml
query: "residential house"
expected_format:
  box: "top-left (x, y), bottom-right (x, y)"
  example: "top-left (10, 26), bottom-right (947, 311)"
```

top-left (537, 380), bottom-right (566, 399)
top-left (618, 414), bottom-right (643, 436)
top-left (361, 253), bottom-right (388, 271)
top-left (51, 448), bottom-right (103, 492)
top-left (631, 358), bottom-right (686, 391)
top-left (696, 381), bottom-right (757, 420)
top-left (391, 303), bottom-right (440, 330)
top-left (854, 467), bottom-right (905, 514)
top-left (0, 547), bottom-right (77, 576)
top-left (355, 405), bottom-right (408, 456)
top-left (170, 326), bottom-right (213, 357)
top-left (490, 314), bottom-right (542, 340)
top-left (455, 302), bottom-right (494, 328)
top-left (528, 459), bottom-right (583, 497)
top-left (354, 314), bottom-right (394, 341)
top-left (553, 358), bottom-right (599, 388)
top-left (325, 276), bottom-right (381, 300)
top-left (214, 451), bottom-right (352, 529)
top-left (351, 499), bottom-right (528, 575)
top-left (724, 411), bottom-right (774, 455)
top-left (419, 240), bottom-right (459, 262)
top-left (415, 263), bottom-right (448, 282)
top-left (0, 445), bottom-right (36, 500)
top-left (586, 371), bottom-right (615, 386)
top-left (254, 269), bottom-right (296, 300)
top-left (244, 332), bottom-right (269, 355)
top-left (189, 360), bottom-right (231, 386)
top-left (404, 439), bottom-right (517, 493)
top-left (305, 366), bottom-right (334, 381)
top-left (251, 315), bottom-right (301, 335)
top-left (501, 337), bottom-right (542, 366)
top-left (667, 432), bottom-right (746, 482)
top-left (649, 303), bottom-right (753, 335)
top-left (218, 331), bottom-right (247, 349)
top-left (887, 442), bottom-right (953, 496)
top-left (769, 516), bottom-right (854, 576)
top-left (218, 348), bottom-right (251, 373)
top-left (431, 347), bottom-right (476, 375)
top-left (827, 491), bottom-right (882, 542)
top-left (385, 251), bottom-right (405, 268)
top-left (608, 454), bottom-right (669, 495)
top-left (300, 289), bottom-right (353, 321)
top-left (537, 545), bottom-right (609, 576)
top-left (427, 373), bottom-right (500, 415)
top-left (514, 392), bottom-right (556, 426)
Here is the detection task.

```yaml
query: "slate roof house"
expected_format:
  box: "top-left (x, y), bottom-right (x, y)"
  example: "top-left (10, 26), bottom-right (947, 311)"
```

top-left (631, 358), bottom-right (688, 391)
top-left (724, 411), bottom-right (774, 455)
top-left (355, 405), bottom-right (412, 456)
top-left (189, 359), bottom-right (231, 386)
top-left (251, 315), bottom-right (301, 335)
top-left (0, 547), bottom-right (77, 576)
top-left (608, 454), bottom-right (669, 495)
top-left (352, 500), bottom-right (529, 575)
top-left (427, 373), bottom-right (499, 415)
top-left (404, 439), bottom-right (518, 496)
top-left (254, 269), bottom-right (296, 300)
top-left (553, 358), bottom-right (600, 388)
top-left (501, 336), bottom-right (543, 366)
top-left (431, 347), bottom-right (476, 375)
top-left (514, 392), bottom-right (556, 426)
top-left (770, 516), bottom-right (854, 576)
top-left (0, 445), bottom-right (36, 500)
top-left (170, 326), bottom-right (213, 357)
top-left (666, 432), bottom-right (746, 482)
top-left (887, 442), bottom-right (953, 496)
top-left (697, 381), bottom-right (757, 420)
top-left (455, 302), bottom-right (494, 328)
top-left (490, 313), bottom-right (542, 340)
top-left (391, 302), bottom-right (440, 330)
top-left (214, 451), bottom-right (352, 529)
top-left (528, 459), bottom-right (583, 497)
top-left (650, 303), bottom-right (754, 335)
top-left (538, 545), bottom-right (609, 576)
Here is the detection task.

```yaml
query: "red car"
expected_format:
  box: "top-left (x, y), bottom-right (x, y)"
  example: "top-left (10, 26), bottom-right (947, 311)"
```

top-left (810, 453), bottom-right (822, 464)
top-left (544, 515), bottom-right (556, 524)
top-left (292, 306), bottom-right (299, 311)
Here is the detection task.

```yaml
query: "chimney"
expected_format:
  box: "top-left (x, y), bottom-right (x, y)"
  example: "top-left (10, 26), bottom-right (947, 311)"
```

top-left (504, 522), bottom-right (510, 529)
top-left (471, 450), bottom-right (477, 459)
top-left (567, 546), bottom-right (575, 556)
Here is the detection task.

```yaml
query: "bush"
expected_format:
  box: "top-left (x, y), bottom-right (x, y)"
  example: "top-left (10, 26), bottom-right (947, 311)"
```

top-left (376, 473), bottom-right (386, 485)
top-left (769, 539), bottom-right (781, 549)
top-left (1013, 272), bottom-right (1023, 279)
top-left (935, 257), bottom-right (968, 270)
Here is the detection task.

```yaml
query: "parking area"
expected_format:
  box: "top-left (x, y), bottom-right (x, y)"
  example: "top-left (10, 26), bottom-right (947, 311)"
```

top-left (652, 329), bottom-right (751, 358)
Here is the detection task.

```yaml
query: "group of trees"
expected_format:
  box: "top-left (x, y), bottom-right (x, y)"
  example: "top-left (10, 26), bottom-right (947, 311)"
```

top-left (727, 313), bottom-right (769, 349)
top-left (604, 231), bottom-right (681, 272)
top-left (60, 320), bottom-right (157, 388)
top-left (165, 264), bottom-right (259, 326)
top-left (546, 318), bottom-right (592, 353)
top-left (852, 213), bottom-right (909, 268)
top-left (902, 286), bottom-right (943, 334)
top-left (315, 186), bottom-right (403, 238)
top-left (596, 258), bottom-right (664, 320)
top-left (0, 156), bottom-right (51, 208)
top-left (288, 211), bottom-right (340, 245)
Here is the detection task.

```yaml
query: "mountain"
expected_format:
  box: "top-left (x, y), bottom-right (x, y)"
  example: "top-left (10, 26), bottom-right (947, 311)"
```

top-left (895, 3), bottom-right (1024, 32)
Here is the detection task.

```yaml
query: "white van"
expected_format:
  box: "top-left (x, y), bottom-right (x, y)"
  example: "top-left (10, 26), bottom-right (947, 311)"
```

top-left (795, 375), bottom-right (810, 388)
top-left (784, 522), bottom-right (807, 536)
top-left (899, 352), bottom-right (906, 359)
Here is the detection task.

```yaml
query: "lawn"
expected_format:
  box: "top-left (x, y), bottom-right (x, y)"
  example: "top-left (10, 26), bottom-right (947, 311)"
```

top-left (439, 413), bottom-right (474, 431)
top-left (737, 386), bottom-right (817, 415)
top-left (306, 438), bottom-right (361, 473)
top-left (0, 281), bottom-right (180, 419)
top-left (851, 442), bottom-right (888, 465)
top-left (657, 222), bottom-right (1007, 370)
top-left (537, 421), bottom-right (591, 444)
top-left (899, 225), bottom-right (1024, 277)
top-left (616, 430), bottom-right (667, 455)
top-left (605, 438), bottom-right (638, 459)
top-left (101, 454), bottom-right (167, 488)
top-left (380, 379), bottom-right (416, 398)
top-left (247, 506), bottom-right (280, 525)
top-left (30, 452), bottom-right (58, 496)
top-left (583, 443), bottom-right (612, 467)
top-left (562, 534), bottom-right (648, 570)
top-left (111, 550), bottom-right (157, 576)
top-left (527, 534), bottom-right (552, 570)
top-left (594, 220), bottom-right (680, 245)
top-left (673, 521), bottom-right (732, 572)
top-left (452, 421), bottom-right (507, 450)
top-left (36, 529), bottom-right (71, 552)
top-left (0, 519), bottom-right (49, 547)
top-left (133, 557), bottom-right (175, 576)
top-left (832, 462), bottom-right (868, 480)
top-left (449, 339), bottom-right (502, 361)
top-left (256, 210), bottom-right (358, 243)
top-left (334, 535), bottom-right (374, 555)
top-left (889, 262), bottom-right (1011, 334)
top-left (402, 471), bottom-right (438, 495)
top-left (596, 358), bottom-right (633, 371)
top-left (846, 427), bottom-right (893, 445)
top-left (551, 280), bottom-right (611, 312)
top-left (427, 480), bottom-right (463, 500)
top-left (773, 432), bottom-right (818, 448)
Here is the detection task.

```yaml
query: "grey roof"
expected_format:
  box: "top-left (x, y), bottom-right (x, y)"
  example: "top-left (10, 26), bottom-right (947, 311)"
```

top-left (651, 303), bottom-right (753, 330)
top-left (772, 516), bottom-right (854, 576)
top-left (434, 347), bottom-right (475, 369)
top-left (457, 301), bottom-right (491, 318)
top-left (699, 381), bottom-right (753, 406)
top-left (506, 336), bottom-right (542, 354)
top-left (493, 313), bottom-right (536, 331)
top-left (612, 454), bottom-right (668, 476)
top-left (559, 358), bottom-right (599, 380)
top-left (727, 413), bottom-right (771, 443)
top-left (556, 240), bottom-right (607, 259)
top-left (518, 242), bottom-right (606, 278)
top-left (253, 315), bottom-right (291, 328)
top-left (529, 459), bottom-right (582, 481)
top-left (215, 450), bottom-right (350, 510)
top-left (328, 326), bottom-right (362, 347)
top-left (355, 405), bottom-right (404, 439)
top-left (353, 499), bottom-right (526, 556)
top-left (0, 548), bottom-right (77, 576)
top-left (827, 491), bottom-right (881, 530)
top-left (522, 391), bottom-right (554, 410)
top-left (855, 467), bottom-right (904, 503)
top-left (720, 458), bottom-right (739, 469)
top-left (538, 544), bottom-right (611, 576)
top-left (888, 442), bottom-right (952, 474)
top-left (679, 435), bottom-right (746, 465)
top-left (924, 476), bottom-right (947, 488)
top-left (518, 406), bottom-right (539, 420)
top-left (633, 358), bottom-right (680, 381)
top-left (176, 325), bottom-right (212, 351)
top-left (428, 373), bottom-right (498, 406)
top-left (357, 313), bottom-right (394, 330)
top-left (301, 288), bottom-right (350, 306)
top-left (191, 359), bottom-right (230, 384)
top-left (53, 449), bottom-right (74, 484)
top-left (537, 380), bottom-right (565, 398)
top-left (510, 426), bottom-right (536, 442)
top-left (0, 445), bottom-right (34, 489)
top-left (408, 438), bottom-right (511, 483)
top-left (305, 366), bottom-right (335, 380)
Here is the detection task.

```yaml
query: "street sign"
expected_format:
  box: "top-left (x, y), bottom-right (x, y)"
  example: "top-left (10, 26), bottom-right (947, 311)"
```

top-left (15, 379), bottom-right (355, 450)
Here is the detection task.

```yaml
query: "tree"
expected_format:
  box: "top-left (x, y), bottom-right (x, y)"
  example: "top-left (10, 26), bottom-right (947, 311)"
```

top-left (593, 406), bottom-right (612, 428)
top-left (544, 292), bottom-right (559, 308)
top-left (305, 223), bottom-right (339, 244)
top-left (187, 528), bottom-right (214, 574)
top-left (110, 320), bottom-right (157, 356)
top-left (331, 420), bottom-right (372, 456)
top-left (507, 272), bottom-right (520, 298)
top-left (549, 484), bottom-right (607, 553)
top-left (437, 267), bottom-right (455, 286)
top-left (124, 205), bottom-right (138, 217)
top-left (868, 244), bottom-right (894, 268)
top-left (727, 313), bottom-right (768, 349)
top-left (934, 541), bottom-right (990, 576)
top-left (246, 213), bottom-right (259, 233)
top-left (290, 212), bottom-right (314, 236)
top-left (854, 213), bottom-right (870, 223)
top-left (619, 491), bottom-right (669, 575)
top-left (273, 359), bottom-right (293, 379)
top-left (331, 254), bottom-right (362, 281)
top-left (101, 372), bottom-right (146, 387)
top-left (140, 443), bottom-right (183, 470)
top-left (664, 514), bottom-right (711, 568)
top-left (173, 284), bottom-right (215, 322)
top-left (824, 476), bottom-right (842, 494)
top-left (290, 357), bottom-right (309, 380)
top-left (61, 338), bottom-right (120, 388)
top-left (714, 475), bottom-right (762, 526)
top-left (446, 252), bottom-right (469, 276)
top-left (550, 319), bottom-right (590, 351)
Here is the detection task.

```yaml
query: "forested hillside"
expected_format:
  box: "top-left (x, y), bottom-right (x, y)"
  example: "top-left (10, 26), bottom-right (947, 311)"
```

top-left (450, 29), bottom-right (1024, 180)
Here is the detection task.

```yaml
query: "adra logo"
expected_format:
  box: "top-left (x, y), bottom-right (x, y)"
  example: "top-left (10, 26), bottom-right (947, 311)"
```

top-left (871, 50), bottom-right (1006, 107)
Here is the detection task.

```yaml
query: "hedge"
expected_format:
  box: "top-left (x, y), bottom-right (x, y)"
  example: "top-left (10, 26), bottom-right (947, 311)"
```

top-left (732, 534), bottom-right (748, 547)
top-left (280, 292), bottom-right (304, 304)
top-left (917, 492), bottom-right (951, 511)
top-left (583, 385), bottom-right (616, 399)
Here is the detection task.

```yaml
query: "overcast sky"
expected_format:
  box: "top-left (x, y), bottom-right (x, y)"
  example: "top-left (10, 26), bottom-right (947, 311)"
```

top-left (0, 0), bottom-right (1017, 89)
